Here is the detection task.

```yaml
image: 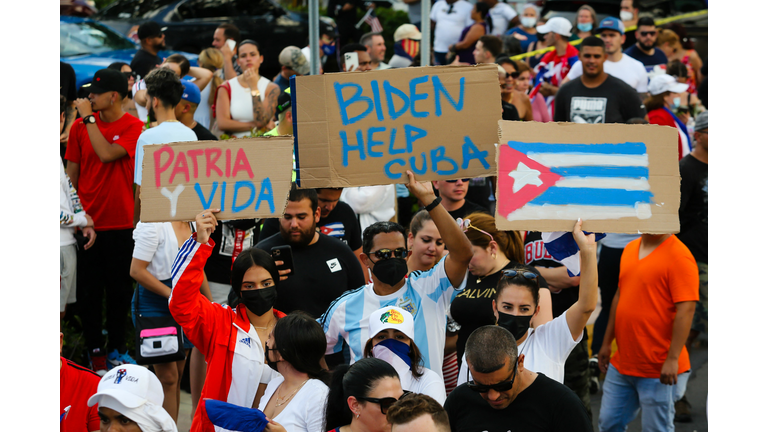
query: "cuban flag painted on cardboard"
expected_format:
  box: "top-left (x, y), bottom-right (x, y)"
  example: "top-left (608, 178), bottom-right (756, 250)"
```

top-left (494, 121), bottom-right (681, 234)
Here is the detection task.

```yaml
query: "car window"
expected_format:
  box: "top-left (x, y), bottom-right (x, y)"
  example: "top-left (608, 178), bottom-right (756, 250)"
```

top-left (177, 0), bottom-right (235, 19)
top-left (99, 0), bottom-right (178, 19)
top-left (60, 21), bottom-right (136, 57)
top-left (231, 0), bottom-right (277, 16)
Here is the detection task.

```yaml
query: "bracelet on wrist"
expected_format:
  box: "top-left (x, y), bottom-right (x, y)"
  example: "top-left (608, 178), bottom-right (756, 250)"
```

top-left (424, 196), bottom-right (442, 212)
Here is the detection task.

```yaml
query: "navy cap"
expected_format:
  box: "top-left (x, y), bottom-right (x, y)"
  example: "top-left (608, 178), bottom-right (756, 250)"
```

top-left (180, 80), bottom-right (201, 104)
top-left (597, 17), bottom-right (625, 35)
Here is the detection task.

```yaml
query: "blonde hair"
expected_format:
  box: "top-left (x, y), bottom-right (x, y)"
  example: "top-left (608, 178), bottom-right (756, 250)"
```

top-left (198, 48), bottom-right (225, 106)
top-left (656, 29), bottom-right (680, 48)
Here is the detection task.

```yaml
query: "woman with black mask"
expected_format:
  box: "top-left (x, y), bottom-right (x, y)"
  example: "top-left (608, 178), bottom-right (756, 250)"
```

top-left (457, 219), bottom-right (597, 386)
top-left (260, 312), bottom-right (330, 432)
top-left (169, 209), bottom-right (289, 432)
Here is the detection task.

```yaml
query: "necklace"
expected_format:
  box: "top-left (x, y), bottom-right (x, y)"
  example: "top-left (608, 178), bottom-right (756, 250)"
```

top-left (275, 379), bottom-right (309, 407)
top-left (252, 317), bottom-right (276, 330)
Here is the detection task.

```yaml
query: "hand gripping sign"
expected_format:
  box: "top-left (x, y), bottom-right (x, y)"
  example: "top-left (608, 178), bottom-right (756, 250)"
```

top-left (495, 121), bottom-right (681, 234)
top-left (139, 137), bottom-right (294, 222)
top-left (291, 64), bottom-right (501, 188)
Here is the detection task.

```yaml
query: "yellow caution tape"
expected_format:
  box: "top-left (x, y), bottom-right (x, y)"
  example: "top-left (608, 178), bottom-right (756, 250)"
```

top-left (508, 9), bottom-right (708, 61)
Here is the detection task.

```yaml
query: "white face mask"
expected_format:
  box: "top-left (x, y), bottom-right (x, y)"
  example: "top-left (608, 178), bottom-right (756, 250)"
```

top-left (620, 11), bottom-right (634, 21)
top-left (521, 17), bottom-right (537, 28)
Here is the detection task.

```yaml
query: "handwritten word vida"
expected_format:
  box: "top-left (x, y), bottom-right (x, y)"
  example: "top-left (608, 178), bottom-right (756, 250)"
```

top-left (153, 145), bottom-right (275, 216)
top-left (333, 75), bottom-right (490, 179)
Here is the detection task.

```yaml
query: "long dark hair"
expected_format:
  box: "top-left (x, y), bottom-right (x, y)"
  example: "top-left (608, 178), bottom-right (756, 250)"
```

top-left (273, 312), bottom-right (330, 384)
top-left (363, 336), bottom-right (425, 378)
top-left (495, 265), bottom-right (541, 307)
top-left (230, 247), bottom-right (280, 296)
top-left (474, 2), bottom-right (493, 34)
top-left (324, 358), bottom-right (400, 431)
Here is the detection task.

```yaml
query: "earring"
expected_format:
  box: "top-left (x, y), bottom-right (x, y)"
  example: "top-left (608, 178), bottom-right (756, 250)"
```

top-left (492, 253), bottom-right (496, 259)
top-left (355, 413), bottom-right (360, 419)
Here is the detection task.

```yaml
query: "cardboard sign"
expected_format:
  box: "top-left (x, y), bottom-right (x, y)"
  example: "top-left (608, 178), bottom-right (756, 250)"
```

top-left (495, 121), bottom-right (681, 234)
top-left (139, 137), bottom-right (294, 222)
top-left (293, 64), bottom-right (501, 188)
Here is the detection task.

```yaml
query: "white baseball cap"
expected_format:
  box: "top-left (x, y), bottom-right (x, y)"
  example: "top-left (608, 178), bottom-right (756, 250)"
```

top-left (394, 24), bottom-right (422, 42)
top-left (648, 74), bottom-right (689, 96)
top-left (536, 17), bottom-right (572, 37)
top-left (368, 306), bottom-right (415, 341)
top-left (88, 364), bottom-right (164, 409)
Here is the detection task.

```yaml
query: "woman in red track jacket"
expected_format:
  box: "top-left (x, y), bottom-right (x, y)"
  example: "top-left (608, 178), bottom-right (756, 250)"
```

top-left (169, 209), bottom-right (286, 432)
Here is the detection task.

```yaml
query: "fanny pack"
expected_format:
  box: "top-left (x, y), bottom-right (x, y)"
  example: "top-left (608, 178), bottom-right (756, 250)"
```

top-left (133, 290), bottom-right (186, 365)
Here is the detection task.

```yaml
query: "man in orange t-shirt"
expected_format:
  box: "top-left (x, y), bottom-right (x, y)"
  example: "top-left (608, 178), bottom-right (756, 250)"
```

top-left (596, 234), bottom-right (698, 432)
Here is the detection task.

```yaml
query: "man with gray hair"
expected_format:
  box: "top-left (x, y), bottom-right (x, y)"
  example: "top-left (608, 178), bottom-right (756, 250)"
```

top-left (444, 325), bottom-right (591, 432)
top-left (360, 32), bottom-right (390, 70)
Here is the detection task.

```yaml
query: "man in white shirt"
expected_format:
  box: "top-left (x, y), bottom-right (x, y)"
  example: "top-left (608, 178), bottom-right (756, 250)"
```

top-left (481, 0), bottom-right (518, 37)
top-left (430, 0), bottom-right (474, 65)
top-left (563, 17), bottom-right (648, 94)
top-left (320, 171), bottom-right (473, 380)
top-left (133, 68), bottom-right (198, 225)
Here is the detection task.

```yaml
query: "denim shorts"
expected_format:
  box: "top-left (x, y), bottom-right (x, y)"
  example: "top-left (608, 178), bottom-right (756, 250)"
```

top-left (132, 278), bottom-right (194, 351)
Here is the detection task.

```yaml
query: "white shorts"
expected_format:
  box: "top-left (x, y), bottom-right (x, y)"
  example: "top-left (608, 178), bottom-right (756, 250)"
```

top-left (208, 281), bottom-right (232, 306)
top-left (60, 244), bottom-right (77, 312)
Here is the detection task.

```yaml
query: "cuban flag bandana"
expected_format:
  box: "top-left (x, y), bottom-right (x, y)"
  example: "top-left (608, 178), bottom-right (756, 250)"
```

top-left (372, 338), bottom-right (412, 374)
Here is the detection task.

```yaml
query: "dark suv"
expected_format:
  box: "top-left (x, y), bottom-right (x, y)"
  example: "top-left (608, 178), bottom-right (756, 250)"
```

top-left (94, 0), bottom-right (309, 78)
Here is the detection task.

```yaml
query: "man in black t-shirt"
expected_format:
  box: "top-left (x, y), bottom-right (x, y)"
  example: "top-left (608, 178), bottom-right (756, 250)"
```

top-left (131, 21), bottom-right (165, 80)
top-left (554, 36), bottom-right (646, 124)
top-left (432, 178), bottom-right (489, 220)
top-left (444, 326), bottom-right (592, 432)
top-left (176, 81), bottom-right (218, 141)
top-left (256, 185), bottom-right (366, 318)
top-left (523, 231), bottom-right (592, 417)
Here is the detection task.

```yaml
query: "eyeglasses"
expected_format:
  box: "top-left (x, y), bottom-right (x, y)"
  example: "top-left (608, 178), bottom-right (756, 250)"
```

top-left (505, 72), bottom-right (520, 79)
top-left (639, 31), bottom-right (657, 37)
top-left (445, 178), bottom-right (470, 183)
top-left (467, 360), bottom-right (518, 393)
top-left (367, 248), bottom-right (408, 261)
top-left (500, 269), bottom-right (539, 284)
top-left (358, 391), bottom-right (412, 415)
top-left (457, 218), bottom-right (494, 242)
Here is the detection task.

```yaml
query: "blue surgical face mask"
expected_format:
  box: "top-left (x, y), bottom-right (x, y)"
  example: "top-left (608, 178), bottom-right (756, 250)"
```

top-left (322, 43), bottom-right (336, 56)
top-left (672, 97), bottom-right (681, 109)
top-left (521, 17), bottom-right (537, 28)
top-left (577, 23), bottom-right (592, 33)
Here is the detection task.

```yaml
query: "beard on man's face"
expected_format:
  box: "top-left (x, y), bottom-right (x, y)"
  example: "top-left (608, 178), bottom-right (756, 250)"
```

top-left (279, 222), bottom-right (316, 247)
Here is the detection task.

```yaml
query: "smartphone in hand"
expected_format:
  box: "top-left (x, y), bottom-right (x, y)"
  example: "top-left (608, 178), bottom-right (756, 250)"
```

top-left (226, 39), bottom-right (237, 51)
top-left (344, 52), bottom-right (359, 72)
top-left (270, 245), bottom-right (295, 278)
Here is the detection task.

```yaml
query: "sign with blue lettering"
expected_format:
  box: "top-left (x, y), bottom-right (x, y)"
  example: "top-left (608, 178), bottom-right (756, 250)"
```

top-left (292, 65), bottom-right (501, 188)
top-left (139, 137), bottom-right (294, 222)
top-left (495, 121), bottom-right (681, 234)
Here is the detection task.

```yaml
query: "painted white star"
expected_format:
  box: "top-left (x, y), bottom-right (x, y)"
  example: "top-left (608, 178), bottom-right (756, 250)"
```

top-left (509, 162), bottom-right (543, 193)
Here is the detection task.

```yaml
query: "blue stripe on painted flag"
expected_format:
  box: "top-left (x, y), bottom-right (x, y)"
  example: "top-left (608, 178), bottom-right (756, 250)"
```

top-left (529, 187), bottom-right (654, 206)
top-left (550, 166), bottom-right (649, 178)
top-left (205, 399), bottom-right (268, 431)
top-left (544, 232), bottom-right (607, 263)
top-left (508, 141), bottom-right (647, 155)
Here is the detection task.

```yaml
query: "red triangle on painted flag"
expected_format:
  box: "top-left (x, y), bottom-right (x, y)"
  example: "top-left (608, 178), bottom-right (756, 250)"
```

top-left (497, 144), bottom-right (563, 216)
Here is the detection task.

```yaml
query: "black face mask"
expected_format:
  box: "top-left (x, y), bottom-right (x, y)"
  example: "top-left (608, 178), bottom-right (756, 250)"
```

top-left (497, 311), bottom-right (533, 340)
top-left (265, 341), bottom-right (281, 372)
top-left (240, 287), bottom-right (277, 316)
top-left (372, 258), bottom-right (408, 286)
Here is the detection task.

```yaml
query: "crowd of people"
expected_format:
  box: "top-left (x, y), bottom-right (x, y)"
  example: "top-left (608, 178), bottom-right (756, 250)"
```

top-left (60, 1), bottom-right (707, 431)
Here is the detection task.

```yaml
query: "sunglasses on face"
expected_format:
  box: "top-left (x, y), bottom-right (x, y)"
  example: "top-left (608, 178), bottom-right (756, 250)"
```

top-left (501, 269), bottom-right (539, 284)
top-left (468, 360), bottom-right (518, 393)
top-left (639, 31), bottom-right (657, 37)
top-left (122, 71), bottom-right (137, 79)
top-left (358, 391), bottom-right (412, 414)
top-left (505, 72), bottom-right (520, 79)
top-left (368, 248), bottom-right (408, 260)
top-left (445, 178), bottom-right (470, 183)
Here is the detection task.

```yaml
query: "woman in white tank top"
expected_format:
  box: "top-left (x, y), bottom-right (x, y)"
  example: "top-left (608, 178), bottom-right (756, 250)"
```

top-left (215, 39), bottom-right (280, 138)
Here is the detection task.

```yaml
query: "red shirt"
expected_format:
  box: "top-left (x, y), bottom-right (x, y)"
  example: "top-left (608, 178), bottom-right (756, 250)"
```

top-left (60, 357), bottom-right (101, 432)
top-left (65, 112), bottom-right (143, 230)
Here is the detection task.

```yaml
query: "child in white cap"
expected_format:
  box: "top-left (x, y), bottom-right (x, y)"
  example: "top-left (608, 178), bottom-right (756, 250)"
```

top-left (363, 306), bottom-right (446, 404)
top-left (87, 364), bottom-right (177, 432)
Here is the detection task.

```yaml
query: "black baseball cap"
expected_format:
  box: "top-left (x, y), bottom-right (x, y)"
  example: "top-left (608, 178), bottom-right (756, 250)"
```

top-left (320, 20), bottom-right (336, 38)
top-left (137, 21), bottom-right (164, 40)
top-left (86, 69), bottom-right (129, 94)
top-left (276, 90), bottom-right (292, 115)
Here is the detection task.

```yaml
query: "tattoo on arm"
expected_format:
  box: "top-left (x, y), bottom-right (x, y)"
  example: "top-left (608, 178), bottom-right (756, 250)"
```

top-left (252, 85), bottom-right (280, 129)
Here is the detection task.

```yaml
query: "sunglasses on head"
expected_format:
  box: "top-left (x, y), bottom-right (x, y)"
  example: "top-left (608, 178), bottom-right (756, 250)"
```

top-left (457, 218), bottom-right (494, 242)
top-left (639, 31), bottom-right (657, 37)
top-left (358, 390), bottom-right (412, 414)
top-left (501, 269), bottom-right (539, 284)
top-left (368, 248), bottom-right (408, 260)
top-left (445, 178), bottom-right (470, 183)
top-left (467, 359), bottom-right (518, 393)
